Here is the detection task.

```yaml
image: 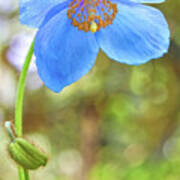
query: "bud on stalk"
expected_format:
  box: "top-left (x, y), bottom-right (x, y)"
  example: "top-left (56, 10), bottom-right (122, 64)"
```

top-left (8, 138), bottom-right (48, 170)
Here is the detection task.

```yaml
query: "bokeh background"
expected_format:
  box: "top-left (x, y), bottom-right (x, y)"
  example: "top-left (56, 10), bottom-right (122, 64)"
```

top-left (0, 0), bottom-right (180, 179)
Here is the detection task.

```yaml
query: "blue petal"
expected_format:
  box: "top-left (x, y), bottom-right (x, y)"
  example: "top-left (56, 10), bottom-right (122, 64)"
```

top-left (34, 9), bottom-right (100, 92)
top-left (96, 2), bottom-right (170, 65)
top-left (20, 0), bottom-right (68, 28)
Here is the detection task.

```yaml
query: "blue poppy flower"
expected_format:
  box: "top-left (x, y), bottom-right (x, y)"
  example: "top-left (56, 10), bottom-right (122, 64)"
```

top-left (20, 0), bottom-right (170, 92)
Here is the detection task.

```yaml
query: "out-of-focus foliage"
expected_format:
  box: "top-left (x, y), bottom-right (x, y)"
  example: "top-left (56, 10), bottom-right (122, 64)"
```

top-left (0, 0), bottom-right (180, 179)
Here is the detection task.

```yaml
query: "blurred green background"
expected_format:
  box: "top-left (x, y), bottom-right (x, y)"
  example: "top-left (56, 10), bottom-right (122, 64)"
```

top-left (0, 0), bottom-right (180, 179)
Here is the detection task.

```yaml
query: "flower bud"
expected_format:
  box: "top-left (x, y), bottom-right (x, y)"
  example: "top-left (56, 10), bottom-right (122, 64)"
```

top-left (8, 138), bottom-right (48, 170)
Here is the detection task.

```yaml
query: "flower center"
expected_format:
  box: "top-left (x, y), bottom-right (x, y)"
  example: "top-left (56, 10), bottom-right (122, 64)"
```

top-left (67, 0), bottom-right (117, 33)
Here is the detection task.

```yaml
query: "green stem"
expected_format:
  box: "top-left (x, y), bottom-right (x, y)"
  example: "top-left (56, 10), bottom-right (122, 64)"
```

top-left (15, 40), bottom-right (34, 136)
top-left (14, 40), bottom-right (34, 180)
top-left (18, 167), bottom-right (30, 180)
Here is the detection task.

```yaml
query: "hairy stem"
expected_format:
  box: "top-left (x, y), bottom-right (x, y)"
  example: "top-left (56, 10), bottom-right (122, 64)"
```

top-left (14, 40), bottom-right (34, 180)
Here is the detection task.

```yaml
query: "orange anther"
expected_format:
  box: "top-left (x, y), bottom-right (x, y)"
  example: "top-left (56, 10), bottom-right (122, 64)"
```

top-left (78, 15), bottom-right (82, 21)
top-left (83, 13), bottom-right (86, 20)
top-left (67, 0), bottom-right (117, 32)
top-left (86, 6), bottom-right (90, 14)
top-left (72, 18), bottom-right (79, 27)
top-left (89, 9), bottom-right (96, 13)
top-left (80, 6), bottom-right (84, 12)
top-left (67, 10), bottom-right (72, 19)
top-left (84, 22), bottom-right (89, 32)
top-left (101, 7), bottom-right (105, 12)
top-left (78, 23), bottom-right (84, 30)
top-left (88, 14), bottom-right (95, 22)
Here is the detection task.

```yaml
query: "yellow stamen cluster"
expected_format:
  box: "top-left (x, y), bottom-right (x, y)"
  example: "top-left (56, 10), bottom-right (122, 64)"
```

top-left (67, 0), bottom-right (117, 33)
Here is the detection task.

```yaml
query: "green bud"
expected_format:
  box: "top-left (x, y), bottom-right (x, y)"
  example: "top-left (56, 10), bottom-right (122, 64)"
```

top-left (8, 138), bottom-right (48, 170)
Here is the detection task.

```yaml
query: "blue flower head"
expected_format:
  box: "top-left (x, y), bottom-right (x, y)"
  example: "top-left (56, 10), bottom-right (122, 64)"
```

top-left (20, 0), bottom-right (170, 92)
